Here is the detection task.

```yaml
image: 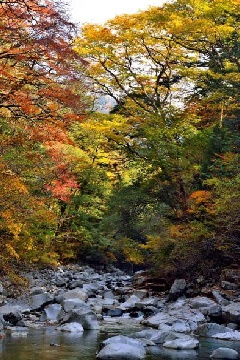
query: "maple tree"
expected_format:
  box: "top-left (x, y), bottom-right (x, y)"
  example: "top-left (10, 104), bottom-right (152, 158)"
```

top-left (0, 0), bottom-right (89, 272)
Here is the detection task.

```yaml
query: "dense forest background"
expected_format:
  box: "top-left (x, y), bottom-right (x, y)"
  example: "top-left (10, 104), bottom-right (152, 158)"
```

top-left (0, 0), bottom-right (239, 284)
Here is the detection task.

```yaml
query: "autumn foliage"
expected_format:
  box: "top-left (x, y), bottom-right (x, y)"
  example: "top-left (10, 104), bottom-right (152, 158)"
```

top-left (0, 0), bottom-right (88, 272)
top-left (0, 0), bottom-right (239, 281)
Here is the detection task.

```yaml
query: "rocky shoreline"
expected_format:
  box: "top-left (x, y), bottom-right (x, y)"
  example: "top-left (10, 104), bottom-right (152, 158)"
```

top-left (0, 265), bottom-right (239, 359)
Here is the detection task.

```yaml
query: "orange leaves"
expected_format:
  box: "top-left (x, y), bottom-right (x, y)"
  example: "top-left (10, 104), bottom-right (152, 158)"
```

top-left (11, 91), bottom-right (40, 116)
top-left (189, 190), bottom-right (212, 204)
top-left (188, 190), bottom-right (215, 217)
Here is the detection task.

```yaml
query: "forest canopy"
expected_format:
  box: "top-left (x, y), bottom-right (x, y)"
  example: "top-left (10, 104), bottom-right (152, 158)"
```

top-left (0, 0), bottom-right (239, 282)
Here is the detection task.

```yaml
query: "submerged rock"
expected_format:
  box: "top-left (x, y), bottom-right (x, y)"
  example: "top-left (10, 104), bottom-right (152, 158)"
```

top-left (101, 335), bottom-right (145, 348)
top-left (97, 335), bottom-right (146, 360)
top-left (210, 347), bottom-right (239, 359)
top-left (96, 342), bottom-right (146, 359)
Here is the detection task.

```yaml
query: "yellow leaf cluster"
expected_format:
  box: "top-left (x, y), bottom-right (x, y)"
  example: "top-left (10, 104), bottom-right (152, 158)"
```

top-left (5, 243), bottom-right (20, 260)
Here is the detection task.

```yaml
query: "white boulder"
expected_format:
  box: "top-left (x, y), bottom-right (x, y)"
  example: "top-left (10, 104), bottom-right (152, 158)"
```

top-left (97, 335), bottom-right (146, 360)
top-left (210, 347), bottom-right (239, 359)
top-left (57, 322), bottom-right (84, 332)
top-left (163, 336), bottom-right (199, 350)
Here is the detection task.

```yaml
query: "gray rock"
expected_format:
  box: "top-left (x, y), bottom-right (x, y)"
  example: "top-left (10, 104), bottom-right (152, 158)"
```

top-left (133, 329), bottom-right (190, 345)
top-left (221, 281), bottom-right (238, 290)
top-left (0, 295), bottom-right (7, 306)
top-left (62, 298), bottom-right (87, 312)
top-left (102, 298), bottom-right (115, 306)
top-left (142, 301), bottom-right (205, 331)
top-left (210, 347), bottom-right (239, 359)
top-left (119, 295), bottom-right (141, 310)
top-left (61, 288), bottom-right (88, 302)
top-left (163, 336), bottom-right (199, 350)
top-left (227, 323), bottom-right (238, 330)
top-left (83, 282), bottom-right (104, 294)
top-left (91, 304), bottom-right (103, 314)
top-left (188, 296), bottom-right (218, 311)
top-left (62, 308), bottom-right (99, 330)
top-left (212, 331), bottom-right (240, 341)
top-left (102, 335), bottom-right (145, 348)
top-left (97, 335), bottom-right (146, 360)
top-left (135, 297), bottom-right (159, 308)
top-left (0, 306), bottom-right (22, 326)
top-left (208, 305), bottom-right (222, 319)
top-left (68, 280), bottom-right (84, 289)
top-left (171, 319), bottom-right (191, 333)
top-left (54, 276), bottom-right (67, 287)
top-left (40, 303), bottom-right (62, 322)
top-left (97, 343), bottom-right (146, 359)
top-left (57, 322), bottom-right (84, 332)
top-left (222, 303), bottom-right (240, 325)
top-left (30, 292), bottom-right (53, 310)
top-left (103, 290), bottom-right (115, 299)
top-left (106, 309), bottom-right (123, 317)
top-left (132, 290), bottom-right (148, 300)
top-left (29, 286), bottom-right (46, 295)
top-left (5, 311), bottom-right (23, 326)
top-left (196, 323), bottom-right (233, 337)
top-left (212, 290), bottom-right (230, 306)
top-left (169, 279), bottom-right (187, 300)
top-left (0, 305), bottom-right (22, 316)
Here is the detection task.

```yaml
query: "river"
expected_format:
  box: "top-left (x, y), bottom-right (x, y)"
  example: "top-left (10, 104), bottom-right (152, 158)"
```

top-left (0, 327), bottom-right (240, 360)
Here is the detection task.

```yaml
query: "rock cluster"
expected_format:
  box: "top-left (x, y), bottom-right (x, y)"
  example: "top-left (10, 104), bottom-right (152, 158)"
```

top-left (0, 266), bottom-right (239, 359)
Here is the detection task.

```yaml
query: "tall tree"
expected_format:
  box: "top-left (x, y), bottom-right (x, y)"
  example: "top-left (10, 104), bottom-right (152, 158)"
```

top-left (74, 0), bottom-right (239, 274)
top-left (0, 0), bottom-right (88, 272)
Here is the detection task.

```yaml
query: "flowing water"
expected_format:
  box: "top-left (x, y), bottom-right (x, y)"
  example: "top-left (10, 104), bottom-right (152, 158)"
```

top-left (0, 327), bottom-right (240, 360)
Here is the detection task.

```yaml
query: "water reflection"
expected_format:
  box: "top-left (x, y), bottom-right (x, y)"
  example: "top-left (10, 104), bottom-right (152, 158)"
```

top-left (0, 328), bottom-right (99, 360)
top-left (147, 346), bottom-right (198, 359)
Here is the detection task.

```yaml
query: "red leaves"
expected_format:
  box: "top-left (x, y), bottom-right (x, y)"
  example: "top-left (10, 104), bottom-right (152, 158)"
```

top-left (45, 175), bottom-right (79, 203)
top-left (0, 0), bottom-right (86, 120)
top-left (43, 142), bottom-right (80, 202)
top-left (44, 151), bottom-right (80, 203)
